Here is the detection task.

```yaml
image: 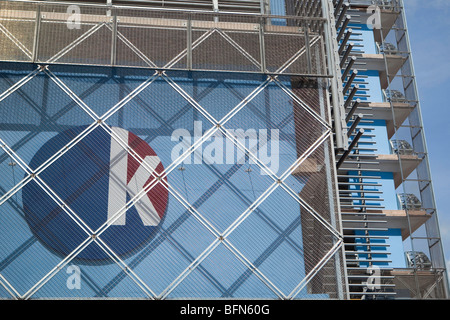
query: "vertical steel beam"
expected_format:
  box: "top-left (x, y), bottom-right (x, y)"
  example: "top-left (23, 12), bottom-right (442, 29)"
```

top-left (317, 62), bottom-right (346, 299)
top-left (110, 7), bottom-right (118, 66)
top-left (212, 0), bottom-right (219, 22)
top-left (31, 3), bottom-right (42, 63)
top-left (304, 21), bottom-right (312, 74)
top-left (259, 16), bottom-right (266, 73)
top-left (321, 0), bottom-right (347, 150)
top-left (187, 14), bottom-right (192, 70)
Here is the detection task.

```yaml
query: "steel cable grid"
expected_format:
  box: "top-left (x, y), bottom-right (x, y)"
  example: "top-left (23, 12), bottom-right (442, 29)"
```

top-left (0, 65), bottom-right (344, 300)
top-left (0, 2), bottom-right (343, 298)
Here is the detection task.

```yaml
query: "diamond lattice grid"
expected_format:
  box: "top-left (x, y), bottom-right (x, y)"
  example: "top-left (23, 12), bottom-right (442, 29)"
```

top-left (0, 61), bottom-right (342, 299)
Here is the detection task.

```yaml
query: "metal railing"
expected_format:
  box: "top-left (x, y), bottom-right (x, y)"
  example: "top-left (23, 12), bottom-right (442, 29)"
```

top-left (0, 0), bottom-right (329, 77)
top-left (345, 0), bottom-right (400, 10)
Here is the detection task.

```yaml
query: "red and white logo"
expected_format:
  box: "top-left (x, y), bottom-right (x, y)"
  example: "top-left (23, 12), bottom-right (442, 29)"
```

top-left (107, 127), bottom-right (168, 226)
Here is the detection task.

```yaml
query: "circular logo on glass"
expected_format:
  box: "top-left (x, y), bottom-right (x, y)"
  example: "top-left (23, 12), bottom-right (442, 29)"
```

top-left (22, 126), bottom-right (168, 263)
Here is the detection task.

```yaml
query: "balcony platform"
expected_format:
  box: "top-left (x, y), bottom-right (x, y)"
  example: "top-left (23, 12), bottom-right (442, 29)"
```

top-left (356, 101), bottom-right (414, 137)
top-left (356, 53), bottom-right (407, 89)
top-left (390, 268), bottom-right (447, 299)
top-left (338, 154), bottom-right (421, 188)
top-left (341, 209), bottom-right (431, 240)
top-left (348, 6), bottom-right (401, 42)
top-left (373, 10), bottom-right (401, 43)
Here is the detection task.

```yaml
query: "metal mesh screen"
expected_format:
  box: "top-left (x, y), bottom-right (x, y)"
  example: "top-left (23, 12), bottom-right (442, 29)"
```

top-left (37, 5), bottom-right (113, 65)
top-left (0, 1), bottom-right (37, 62)
top-left (0, 1), bottom-right (328, 76)
top-left (0, 0), bottom-right (346, 300)
top-left (0, 63), bottom-right (344, 299)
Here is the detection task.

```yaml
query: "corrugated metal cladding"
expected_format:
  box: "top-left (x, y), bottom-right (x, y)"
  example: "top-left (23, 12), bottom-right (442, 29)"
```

top-left (0, 0), bottom-right (345, 299)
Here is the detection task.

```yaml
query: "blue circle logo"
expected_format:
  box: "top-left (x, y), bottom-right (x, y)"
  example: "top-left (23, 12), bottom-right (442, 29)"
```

top-left (22, 126), bottom-right (168, 263)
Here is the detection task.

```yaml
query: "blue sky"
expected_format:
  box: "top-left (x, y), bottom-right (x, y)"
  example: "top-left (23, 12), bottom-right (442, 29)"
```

top-left (403, 1), bottom-right (450, 271)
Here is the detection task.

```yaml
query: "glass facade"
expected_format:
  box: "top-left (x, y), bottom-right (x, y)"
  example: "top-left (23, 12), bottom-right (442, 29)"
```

top-left (0, 0), bottom-right (347, 299)
top-left (0, 0), bottom-right (447, 300)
